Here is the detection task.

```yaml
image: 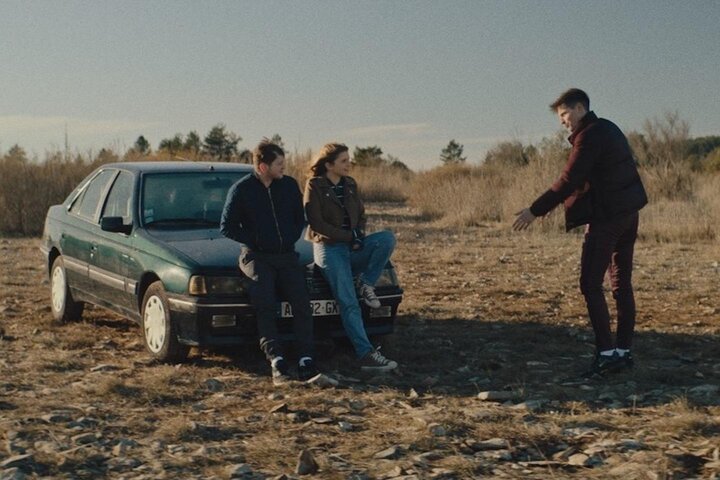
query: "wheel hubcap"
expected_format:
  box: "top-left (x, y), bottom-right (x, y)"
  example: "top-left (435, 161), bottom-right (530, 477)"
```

top-left (144, 295), bottom-right (166, 353)
top-left (51, 265), bottom-right (66, 313)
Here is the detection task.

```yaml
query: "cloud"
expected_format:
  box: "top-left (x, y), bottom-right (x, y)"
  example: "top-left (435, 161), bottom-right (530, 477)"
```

top-left (343, 122), bottom-right (432, 139)
top-left (0, 115), bottom-right (163, 136)
top-left (460, 132), bottom-right (553, 147)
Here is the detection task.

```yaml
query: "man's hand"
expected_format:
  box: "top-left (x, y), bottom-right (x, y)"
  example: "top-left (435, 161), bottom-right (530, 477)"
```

top-left (512, 208), bottom-right (536, 231)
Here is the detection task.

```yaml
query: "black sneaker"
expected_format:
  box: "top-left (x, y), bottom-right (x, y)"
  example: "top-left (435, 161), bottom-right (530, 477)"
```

top-left (581, 352), bottom-right (624, 378)
top-left (359, 348), bottom-right (398, 372)
top-left (271, 358), bottom-right (291, 386)
top-left (617, 352), bottom-right (634, 370)
top-left (298, 358), bottom-right (319, 382)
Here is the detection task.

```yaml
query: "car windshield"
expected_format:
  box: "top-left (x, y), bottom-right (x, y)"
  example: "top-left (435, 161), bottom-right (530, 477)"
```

top-left (142, 171), bottom-right (247, 228)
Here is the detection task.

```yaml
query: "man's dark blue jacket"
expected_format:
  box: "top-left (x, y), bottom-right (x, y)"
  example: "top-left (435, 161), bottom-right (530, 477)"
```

top-left (220, 173), bottom-right (305, 253)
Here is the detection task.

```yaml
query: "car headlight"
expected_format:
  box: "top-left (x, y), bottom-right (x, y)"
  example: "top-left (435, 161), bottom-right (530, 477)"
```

top-left (374, 267), bottom-right (399, 288)
top-left (188, 275), bottom-right (245, 296)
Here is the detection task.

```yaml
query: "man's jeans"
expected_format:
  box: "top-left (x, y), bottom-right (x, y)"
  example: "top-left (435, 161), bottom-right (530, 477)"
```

top-left (313, 230), bottom-right (396, 358)
top-left (580, 212), bottom-right (639, 352)
top-left (238, 248), bottom-right (314, 361)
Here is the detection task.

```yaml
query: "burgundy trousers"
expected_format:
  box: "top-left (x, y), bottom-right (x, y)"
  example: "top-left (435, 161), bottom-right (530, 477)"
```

top-left (580, 211), bottom-right (639, 352)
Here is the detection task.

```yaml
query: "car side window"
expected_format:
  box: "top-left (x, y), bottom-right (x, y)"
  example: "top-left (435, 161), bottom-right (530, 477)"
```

top-left (101, 171), bottom-right (134, 222)
top-left (70, 170), bottom-right (116, 220)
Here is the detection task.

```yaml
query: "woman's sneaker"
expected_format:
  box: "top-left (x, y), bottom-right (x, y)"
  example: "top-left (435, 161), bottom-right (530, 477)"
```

top-left (358, 283), bottom-right (381, 309)
top-left (359, 349), bottom-right (398, 372)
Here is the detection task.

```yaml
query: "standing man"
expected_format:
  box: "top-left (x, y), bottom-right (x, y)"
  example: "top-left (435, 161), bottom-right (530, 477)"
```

top-left (221, 140), bottom-right (318, 385)
top-left (513, 88), bottom-right (648, 377)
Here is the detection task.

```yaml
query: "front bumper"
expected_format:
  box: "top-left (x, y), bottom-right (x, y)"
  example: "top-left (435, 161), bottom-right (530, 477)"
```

top-left (167, 288), bottom-right (403, 347)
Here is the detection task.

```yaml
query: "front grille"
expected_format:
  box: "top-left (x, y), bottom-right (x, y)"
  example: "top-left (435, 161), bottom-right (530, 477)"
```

top-left (305, 265), bottom-right (334, 297)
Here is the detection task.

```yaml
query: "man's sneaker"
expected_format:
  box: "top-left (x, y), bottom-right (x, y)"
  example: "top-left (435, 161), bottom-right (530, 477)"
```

top-left (298, 357), bottom-right (319, 382)
top-left (581, 352), bottom-right (624, 379)
top-left (359, 349), bottom-right (398, 372)
top-left (617, 352), bottom-right (634, 370)
top-left (358, 283), bottom-right (381, 309)
top-left (271, 357), bottom-right (291, 385)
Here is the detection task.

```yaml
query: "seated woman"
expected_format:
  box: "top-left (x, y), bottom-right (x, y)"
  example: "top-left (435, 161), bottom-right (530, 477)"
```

top-left (304, 143), bottom-right (398, 372)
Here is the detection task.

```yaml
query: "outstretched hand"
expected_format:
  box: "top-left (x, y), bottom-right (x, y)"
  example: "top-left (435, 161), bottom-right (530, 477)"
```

top-left (512, 208), bottom-right (536, 231)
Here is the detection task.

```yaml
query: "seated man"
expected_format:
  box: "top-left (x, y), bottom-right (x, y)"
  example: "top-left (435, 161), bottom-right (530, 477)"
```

top-left (220, 140), bottom-right (319, 385)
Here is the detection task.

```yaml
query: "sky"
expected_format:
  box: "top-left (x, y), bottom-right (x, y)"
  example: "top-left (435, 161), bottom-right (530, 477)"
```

top-left (1, 0), bottom-right (719, 170)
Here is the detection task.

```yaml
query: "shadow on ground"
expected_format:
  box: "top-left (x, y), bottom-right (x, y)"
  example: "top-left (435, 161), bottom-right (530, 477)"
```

top-left (173, 313), bottom-right (720, 412)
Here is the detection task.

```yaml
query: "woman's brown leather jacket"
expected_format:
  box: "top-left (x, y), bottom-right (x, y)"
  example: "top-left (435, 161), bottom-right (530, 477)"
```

top-left (303, 176), bottom-right (367, 243)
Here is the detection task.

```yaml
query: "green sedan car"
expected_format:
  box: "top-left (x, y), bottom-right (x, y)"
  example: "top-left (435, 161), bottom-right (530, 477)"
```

top-left (41, 162), bottom-right (403, 362)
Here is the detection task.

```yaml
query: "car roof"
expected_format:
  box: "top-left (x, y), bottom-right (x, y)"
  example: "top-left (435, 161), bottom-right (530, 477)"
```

top-left (101, 161), bottom-right (254, 174)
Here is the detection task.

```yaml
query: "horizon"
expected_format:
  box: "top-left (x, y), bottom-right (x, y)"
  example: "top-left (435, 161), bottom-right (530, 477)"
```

top-left (2, 1), bottom-right (719, 169)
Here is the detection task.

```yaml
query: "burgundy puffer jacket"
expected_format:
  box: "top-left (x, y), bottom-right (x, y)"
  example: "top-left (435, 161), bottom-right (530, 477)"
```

top-left (530, 111), bottom-right (648, 231)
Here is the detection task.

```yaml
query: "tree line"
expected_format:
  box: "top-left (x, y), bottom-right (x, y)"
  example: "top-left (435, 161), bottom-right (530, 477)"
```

top-left (481, 112), bottom-right (720, 173)
top-left (1, 112), bottom-right (718, 236)
top-left (132, 124), bottom-right (464, 168)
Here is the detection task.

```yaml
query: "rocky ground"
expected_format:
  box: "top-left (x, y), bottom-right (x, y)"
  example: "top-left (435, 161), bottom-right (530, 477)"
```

top-left (1, 203), bottom-right (719, 479)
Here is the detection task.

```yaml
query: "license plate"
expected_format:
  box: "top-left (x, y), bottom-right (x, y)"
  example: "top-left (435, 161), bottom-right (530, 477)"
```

top-left (280, 300), bottom-right (339, 318)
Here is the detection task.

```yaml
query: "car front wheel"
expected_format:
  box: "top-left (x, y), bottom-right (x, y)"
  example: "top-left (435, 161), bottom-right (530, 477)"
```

top-left (141, 281), bottom-right (189, 363)
top-left (50, 256), bottom-right (84, 323)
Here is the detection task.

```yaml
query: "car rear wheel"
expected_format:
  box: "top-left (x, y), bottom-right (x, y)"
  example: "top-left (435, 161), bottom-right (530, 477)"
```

top-left (50, 256), bottom-right (84, 323)
top-left (141, 281), bottom-right (189, 363)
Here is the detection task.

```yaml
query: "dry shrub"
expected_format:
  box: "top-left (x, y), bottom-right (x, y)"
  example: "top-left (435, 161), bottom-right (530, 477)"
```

top-left (640, 199), bottom-right (714, 242)
top-left (703, 147), bottom-right (720, 172)
top-left (284, 148), bottom-right (313, 188)
top-left (640, 167), bottom-right (718, 242)
top-left (409, 136), bottom-right (567, 231)
top-left (409, 163), bottom-right (510, 227)
top-left (695, 173), bottom-right (720, 225)
top-left (407, 132), bottom-right (720, 242)
top-left (641, 163), bottom-right (695, 201)
top-left (0, 150), bottom-right (96, 235)
top-left (351, 165), bottom-right (414, 202)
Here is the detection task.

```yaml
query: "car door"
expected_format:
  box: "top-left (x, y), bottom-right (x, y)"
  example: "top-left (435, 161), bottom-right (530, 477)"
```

top-left (62, 169), bottom-right (117, 296)
top-left (91, 169), bottom-right (138, 314)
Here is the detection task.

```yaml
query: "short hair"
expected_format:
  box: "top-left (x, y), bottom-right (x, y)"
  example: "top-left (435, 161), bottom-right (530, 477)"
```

top-left (253, 139), bottom-right (285, 168)
top-left (550, 88), bottom-right (590, 112)
top-left (309, 143), bottom-right (349, 177)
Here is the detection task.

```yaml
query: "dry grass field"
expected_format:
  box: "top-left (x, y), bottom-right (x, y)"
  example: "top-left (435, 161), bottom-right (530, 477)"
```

top-left (1, 202), bottom-right (719, 479)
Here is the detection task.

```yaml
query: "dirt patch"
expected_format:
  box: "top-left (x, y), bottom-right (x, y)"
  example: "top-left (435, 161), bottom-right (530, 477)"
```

top-left (1, 203), bottom-right (719, 479)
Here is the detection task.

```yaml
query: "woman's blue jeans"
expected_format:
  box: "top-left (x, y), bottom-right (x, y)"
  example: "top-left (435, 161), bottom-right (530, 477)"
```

top-left (313, 230), bottom-right (396, 358)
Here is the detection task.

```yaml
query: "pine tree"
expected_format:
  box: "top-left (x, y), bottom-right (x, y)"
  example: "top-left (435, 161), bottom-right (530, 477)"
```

top-left (440, 140), bottom-right (466, 164)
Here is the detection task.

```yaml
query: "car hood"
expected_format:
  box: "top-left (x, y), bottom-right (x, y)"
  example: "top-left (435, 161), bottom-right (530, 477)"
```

top-left (145, 228), bottom-right (314, 269)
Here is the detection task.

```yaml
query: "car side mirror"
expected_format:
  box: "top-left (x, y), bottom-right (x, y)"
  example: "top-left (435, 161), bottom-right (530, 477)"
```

top-left (100, 216), bottom-right (132, 234)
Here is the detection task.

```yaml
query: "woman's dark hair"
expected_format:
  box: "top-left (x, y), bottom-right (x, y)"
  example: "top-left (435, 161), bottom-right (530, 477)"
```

top-left (550, 88), bottom-right (590, 112)
top-left (309, 143), bottom-right (349, 176)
